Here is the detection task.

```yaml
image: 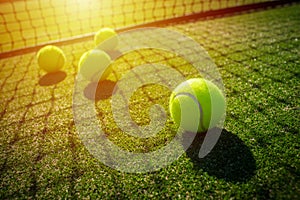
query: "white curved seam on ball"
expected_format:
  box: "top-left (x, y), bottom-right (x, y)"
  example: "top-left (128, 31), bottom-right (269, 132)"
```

top-left (174, 92), bottom-right (205, 132)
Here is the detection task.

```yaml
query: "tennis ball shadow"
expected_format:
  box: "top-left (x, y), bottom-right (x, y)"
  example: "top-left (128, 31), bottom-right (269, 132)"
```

top-left (84, 80), bottom-right (116, 101)
top-left (38, 71), bottom-right (66, 86)
top-left (185, 128), bottom-right (256, 183)
top-left (106, 50), bottom-right (122, 60)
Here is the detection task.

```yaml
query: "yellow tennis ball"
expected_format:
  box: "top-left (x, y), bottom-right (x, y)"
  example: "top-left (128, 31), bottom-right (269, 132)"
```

top-left (78, 49), bottom-right (112, 82)
top-left (37, 45), bottom-right (66, 73)
top-left (169, 78), bottom-right (226, 133)
top-left (94, 28), bottom-right (118, 51)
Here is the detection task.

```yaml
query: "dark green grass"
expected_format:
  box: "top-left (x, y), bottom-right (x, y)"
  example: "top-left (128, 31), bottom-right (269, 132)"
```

top-left (1, 4), bottom-right (300, 199)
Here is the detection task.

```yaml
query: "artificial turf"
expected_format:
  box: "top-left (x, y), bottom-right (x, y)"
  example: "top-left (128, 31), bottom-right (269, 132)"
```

top-left (0, 3), bottom-right (299, 199)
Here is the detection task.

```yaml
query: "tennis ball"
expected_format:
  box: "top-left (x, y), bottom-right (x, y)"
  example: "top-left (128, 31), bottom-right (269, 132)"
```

top-left (37, 45), bottom-right (66, 73)
top-left (78, 49), bottom-right (112, 82)
top-left (94, 28), bottom-right (118, 51)
top-left (169, 78), bottom-right (226, 133)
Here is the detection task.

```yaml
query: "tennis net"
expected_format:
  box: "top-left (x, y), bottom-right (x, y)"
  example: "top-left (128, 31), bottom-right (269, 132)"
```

top-left (0, 0), bottom-right (292, 55)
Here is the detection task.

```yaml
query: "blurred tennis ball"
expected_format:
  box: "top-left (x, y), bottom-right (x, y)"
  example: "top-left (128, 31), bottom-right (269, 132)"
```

top-left (78, 49), bottom-right (112, 82)
top-left (94, 27), bottom-right (118, 51)
top-left (169, 78), bottom-right (226, 133)
top-left (37, 45), bottom-right (66, 73)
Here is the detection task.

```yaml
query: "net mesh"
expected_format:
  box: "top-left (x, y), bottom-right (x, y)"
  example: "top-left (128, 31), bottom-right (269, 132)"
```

top-left (1, 0), bottom-right (277, 53)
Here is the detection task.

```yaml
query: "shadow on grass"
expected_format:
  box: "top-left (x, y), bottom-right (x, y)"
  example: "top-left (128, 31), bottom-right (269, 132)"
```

top-left (186, 128), bottom-right (256, 183)
top-left (38, 71), bottom-right (66, 86)
top-left (84, 80), bottom-right (116, 101)
top-left (106, 50), bottom-right (123, 60)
